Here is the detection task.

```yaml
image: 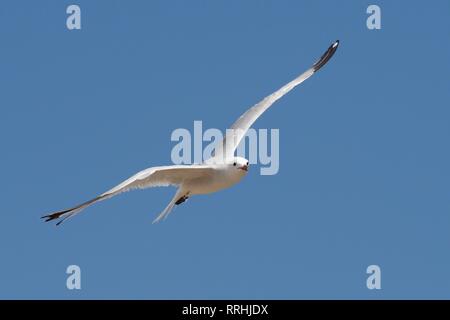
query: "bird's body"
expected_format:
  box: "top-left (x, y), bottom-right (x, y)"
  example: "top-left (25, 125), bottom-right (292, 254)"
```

top-left (183, 162), bottom-right (248, 196)
top-left (42, 40), bottom-right (339, 225)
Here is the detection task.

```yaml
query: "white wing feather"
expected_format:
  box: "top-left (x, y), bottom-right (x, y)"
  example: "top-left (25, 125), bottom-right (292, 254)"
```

top-left (210, 40), bottom-right (339, 162)
top-left (102, 165), bottom-right (213, 195)
top-left (42, 165), bottom-right (214, 225)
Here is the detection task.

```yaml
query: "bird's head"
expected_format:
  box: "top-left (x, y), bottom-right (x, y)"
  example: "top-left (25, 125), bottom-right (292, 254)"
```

top-left (227, 157), bottom-right (249, 173)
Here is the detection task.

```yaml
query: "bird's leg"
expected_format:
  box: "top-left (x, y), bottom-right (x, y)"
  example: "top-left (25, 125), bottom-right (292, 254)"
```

top-left (175, 194), bottom-right (189, 205)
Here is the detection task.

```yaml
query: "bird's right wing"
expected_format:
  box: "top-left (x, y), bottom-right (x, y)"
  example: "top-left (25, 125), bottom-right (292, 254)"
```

top-left (210, 40), bottom-right (339, 163)
top-left (42, 165), bottom-right (214, 225)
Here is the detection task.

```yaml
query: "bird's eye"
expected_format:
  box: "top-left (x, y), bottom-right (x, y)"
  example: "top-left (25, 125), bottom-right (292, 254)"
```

top-left (233, 162), bottom-right (236, 166)
top-left (246, 161), bottom-right (249, 165)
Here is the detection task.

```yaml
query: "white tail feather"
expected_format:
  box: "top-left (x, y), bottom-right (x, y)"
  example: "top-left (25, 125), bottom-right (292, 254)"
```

top-left (152, 189), bottom-right (184, 224)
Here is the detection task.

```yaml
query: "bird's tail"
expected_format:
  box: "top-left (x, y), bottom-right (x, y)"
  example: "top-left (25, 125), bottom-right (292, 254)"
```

top-left (41, 195), bottom-right (107, 226)
top-left (152, 188), bottom-right (186, 224)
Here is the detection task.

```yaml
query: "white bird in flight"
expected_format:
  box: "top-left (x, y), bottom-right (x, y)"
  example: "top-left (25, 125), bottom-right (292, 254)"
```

top-left (42, 40), bottom-right (339, 225)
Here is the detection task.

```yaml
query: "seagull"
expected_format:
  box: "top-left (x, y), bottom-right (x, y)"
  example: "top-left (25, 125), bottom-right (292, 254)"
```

top-left (42, 40), bottom-right (339, 225)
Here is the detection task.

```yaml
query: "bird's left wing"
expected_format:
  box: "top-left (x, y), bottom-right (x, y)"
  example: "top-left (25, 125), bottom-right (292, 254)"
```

top-left (210, 40), bottom-right (339, 162)
top-left (42, 164), bottom-right (214, 225)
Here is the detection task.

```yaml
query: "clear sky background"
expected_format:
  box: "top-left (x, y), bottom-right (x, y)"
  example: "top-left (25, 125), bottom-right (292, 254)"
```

top-left (1, 0), bottom-right (449, 299)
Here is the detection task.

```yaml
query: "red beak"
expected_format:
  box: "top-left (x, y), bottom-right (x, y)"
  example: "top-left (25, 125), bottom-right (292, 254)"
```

top-left (239, 165), bottom-right (248, 172)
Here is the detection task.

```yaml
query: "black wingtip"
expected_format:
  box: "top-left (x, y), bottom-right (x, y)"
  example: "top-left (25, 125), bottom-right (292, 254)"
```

top-left (41, 213), bottom-right (65, 226)
top-left (312, 40), bottom-right (340, 72)
top-left (41, 214), bottom-right (53, 222)
top-left (41, 209), bottom-right (71, 224)
top-left (40, 195), bottom-right (103, 226)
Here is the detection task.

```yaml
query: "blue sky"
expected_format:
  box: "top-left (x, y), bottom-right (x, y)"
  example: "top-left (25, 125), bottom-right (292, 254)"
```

top-left (1, 0), bottom-right (449, 299)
